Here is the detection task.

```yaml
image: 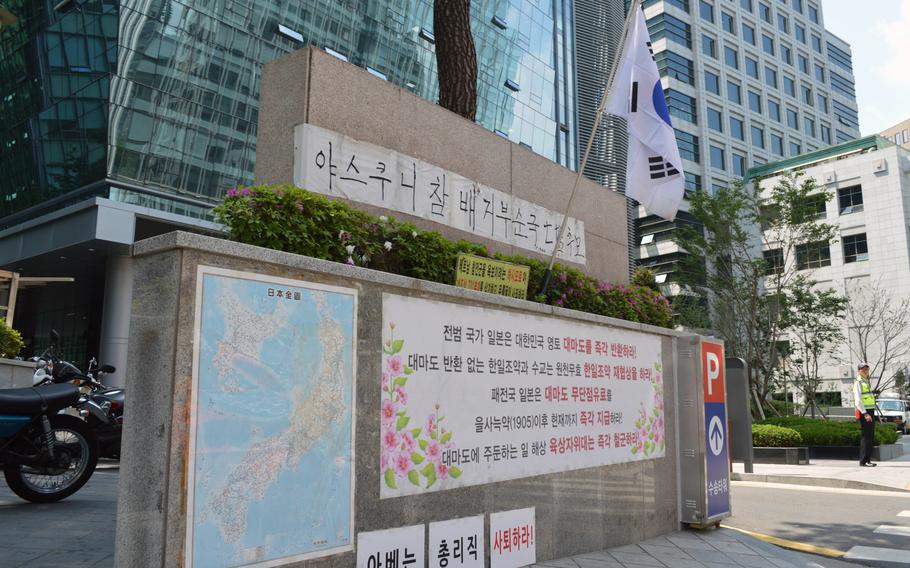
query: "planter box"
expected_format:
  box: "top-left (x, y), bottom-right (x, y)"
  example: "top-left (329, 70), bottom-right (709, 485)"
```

top-left (753, 446), bottom-right (810, 465)
top-left (807, 444), bottom-right (904, 461)
top-left (0, 358), bottom-right (35, 389)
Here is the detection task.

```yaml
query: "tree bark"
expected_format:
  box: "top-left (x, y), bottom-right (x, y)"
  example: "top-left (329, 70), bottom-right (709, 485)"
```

top-left (434, 0), bottom-right (478, 121)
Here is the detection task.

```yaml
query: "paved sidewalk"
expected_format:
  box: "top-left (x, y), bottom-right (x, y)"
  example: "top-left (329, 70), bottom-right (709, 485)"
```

top-left (532, 527), bottom-right (867, 568)
top-left (733, 438), bottom-right (910, 492)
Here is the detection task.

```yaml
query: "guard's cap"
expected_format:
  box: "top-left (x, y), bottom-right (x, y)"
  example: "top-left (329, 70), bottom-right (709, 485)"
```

top-left (857, 362), bottom-right (870, 370)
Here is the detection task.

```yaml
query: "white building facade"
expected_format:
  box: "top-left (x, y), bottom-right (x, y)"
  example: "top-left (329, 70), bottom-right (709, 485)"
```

top-left (751, 137), bottom-right (910, 408)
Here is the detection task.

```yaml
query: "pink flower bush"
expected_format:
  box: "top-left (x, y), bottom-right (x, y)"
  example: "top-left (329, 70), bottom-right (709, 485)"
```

top-left (394, 452), bottom-right (412, 477)
top-left (382, 428), bottom-right (400, 452)
top-left (381, 399), bottom-right (397, 425)
top-left (425, 440), bottom-right (442, 463)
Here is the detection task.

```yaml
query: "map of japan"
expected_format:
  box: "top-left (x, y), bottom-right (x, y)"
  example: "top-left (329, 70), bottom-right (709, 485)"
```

top-left (189, 269), bottom-right (356, 567)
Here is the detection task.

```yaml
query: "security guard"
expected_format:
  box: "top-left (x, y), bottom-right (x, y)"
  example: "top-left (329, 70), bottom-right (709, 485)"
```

top-left (853, 363), bottom-right (877, 467)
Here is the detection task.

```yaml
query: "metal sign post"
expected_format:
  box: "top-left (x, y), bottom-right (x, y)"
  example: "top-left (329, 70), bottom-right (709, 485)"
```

top-left (677, 335), bottom-right (732, 527)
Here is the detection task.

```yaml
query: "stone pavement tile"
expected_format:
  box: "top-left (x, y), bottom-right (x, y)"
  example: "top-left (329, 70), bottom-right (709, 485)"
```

top-left (572, 557), bottom-right (623, 568)
top-left (667, 536), bottom-right (720, 551)
top-left (702, 562), bottom-right (744, 568)
top-left (712, 542), bottom-right (761, 556)
top-left (536, 558), bottom-right (580, 568)
top-left (732, 554), bottom-right (779, 568)
top-left (90, 556), bottom-right (114, 568)
top-left (611, 544), bottom-right (647, 554)
top-left (0, 549), bottom-right (47, 565)
top-left (649, 559), bottom-right (708, 568)
top-left (638, 544), bottom-right (698, 563)
top-left (638, 536), bottom-right (679, 547)
top-left (766, 558), bottom-right (799, 568)
top-left (608, 551), bottom-right (667, 567)
top-left (686, 549), bottom-right (741, 564)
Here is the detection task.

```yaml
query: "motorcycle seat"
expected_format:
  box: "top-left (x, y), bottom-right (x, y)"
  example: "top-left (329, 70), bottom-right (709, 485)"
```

top-left (0, 384), bottom-right (80, 415)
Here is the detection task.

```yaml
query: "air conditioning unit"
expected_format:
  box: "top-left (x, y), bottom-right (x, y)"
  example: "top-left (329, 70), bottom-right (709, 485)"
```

top-left (824, 172), bottom-right (836, 183)
top-left (873, 159), bottom-right (888, 173)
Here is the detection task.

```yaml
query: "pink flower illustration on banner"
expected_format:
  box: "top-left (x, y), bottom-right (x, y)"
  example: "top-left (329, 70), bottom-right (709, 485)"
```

top-left (631, 360), bottom-right (666, 457)
top-left (425, 440), bottom-right (442, 463)
top-left (381, 399), bottom-right (398, 425)
top-left (382, 428), bottom-right (400, 452)
top-left (381, 323), bottom-right (464, 491)
top-left (394, 452), bottom-right (412, 477)
top-left (387, 355), bottom-right (403, 375)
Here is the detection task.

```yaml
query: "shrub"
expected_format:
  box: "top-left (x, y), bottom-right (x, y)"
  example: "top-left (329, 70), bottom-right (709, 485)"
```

top-left (0, 318), bottom-right (24, 359)
top-left (215, 185), bottom-right (674, 328)
top-left (759, 417), bottom-right (900, 446)
top-left (631, 267), bottom-right (660, 292)
top-left (752, 424), bottom-right (803, 447)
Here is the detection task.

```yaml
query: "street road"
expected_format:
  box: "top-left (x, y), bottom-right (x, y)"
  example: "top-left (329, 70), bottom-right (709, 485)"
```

top-left (0, 469), bottom-right (117, 567)
top-left (728, 481), bottom-right (910, 566)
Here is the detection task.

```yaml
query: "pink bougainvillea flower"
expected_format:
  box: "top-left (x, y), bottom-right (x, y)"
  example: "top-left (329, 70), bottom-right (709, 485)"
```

top-left (395, 386), bottom-right (408, 405)
top-left (555, 299), bottom-right (563, 307)
top-left (436, 462), bottom-right (449, 479)
top-left (381, 399), bottom-right (398, 425)
top-left (394, 452), bottom-right (412, 477)
top-left (239, 187), bottom-right (252, 196)
top-left (382, 427), bottom-right (400, 452)
top-left (401, 431), bottom-right (416, 453)
top-left (387, 355), bottom-right (403, 375)
top-left (295, 201), bottom-right (303, 211)
top-left (226, 187), bottom-right (237, 197)
top-left (425, 440), bottom-right (442, 463)
top-left (558, 272), bottom-right (567, 283)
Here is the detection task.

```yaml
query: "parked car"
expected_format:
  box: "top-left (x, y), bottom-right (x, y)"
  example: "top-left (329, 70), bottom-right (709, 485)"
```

top-left (878, 398), bottom-right (910, 433)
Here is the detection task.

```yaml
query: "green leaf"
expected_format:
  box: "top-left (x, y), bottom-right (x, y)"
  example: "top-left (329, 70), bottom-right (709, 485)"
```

top-left (394, 376), bottom-right (408, 387)
top-left (390, 339), bottom-right (404, 354)
top-left (411, 452), bottom-right (424, 465)
top-left (404, 367), bottom-right (414, 375)
top-left (419, 439), bottom-right (428, 451)
top-left (631, 447), bottom-right (638, 454)
top-left (426, 470), bottom-right (438, 488)
top-left (384, 468), bottom-right (397, 489)
top-left (430, 429), bottom-right (437, 440)
top-left (410, 428), bottom-right (422, 438)
top-left (440, 431), bottom-right (452, 444)
top-left (421, 462), bottom-right (435, 477)
top-left (396, 415), bottom-right (410, 431)
top-left (408, 470), bottom-right (420, 486)
top-left (449, 466), bottom-right (462, 478)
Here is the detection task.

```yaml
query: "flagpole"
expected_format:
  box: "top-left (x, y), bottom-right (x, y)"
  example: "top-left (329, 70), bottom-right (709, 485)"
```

top-left (538, 0), bottom-right (641, 299)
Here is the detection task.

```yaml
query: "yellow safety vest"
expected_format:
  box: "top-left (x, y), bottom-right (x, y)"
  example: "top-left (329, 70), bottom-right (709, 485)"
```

top-left (856, 377), bottom-right (876, 409)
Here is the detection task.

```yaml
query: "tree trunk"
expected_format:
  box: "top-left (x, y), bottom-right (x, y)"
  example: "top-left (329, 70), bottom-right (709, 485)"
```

top-left (434, 0), bottom-right (478, 121)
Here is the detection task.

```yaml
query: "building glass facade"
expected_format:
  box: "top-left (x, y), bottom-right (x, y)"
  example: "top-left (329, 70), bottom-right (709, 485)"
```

top-left (1, 0), bottom-right (577, 222)
top-left (0, 0), bottom-right (587, 363)
top-left (635, 0), bottom-right (860, 289)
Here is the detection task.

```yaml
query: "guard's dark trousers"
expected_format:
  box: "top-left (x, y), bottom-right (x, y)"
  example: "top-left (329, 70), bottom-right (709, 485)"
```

top-left (858, 409), bottom-right (875, 464)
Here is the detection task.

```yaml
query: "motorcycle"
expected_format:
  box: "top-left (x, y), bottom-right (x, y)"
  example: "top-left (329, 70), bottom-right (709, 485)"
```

top-left (0, 383), bottom-right (99, 502)
top-left (31, 332), bottom-right (124, 460)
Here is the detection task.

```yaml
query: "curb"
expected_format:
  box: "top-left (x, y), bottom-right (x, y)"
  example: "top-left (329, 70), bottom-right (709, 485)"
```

top-left (732, 472), bottom-right (909, 493)
top-left (720, 525), bottom-right (846, 558)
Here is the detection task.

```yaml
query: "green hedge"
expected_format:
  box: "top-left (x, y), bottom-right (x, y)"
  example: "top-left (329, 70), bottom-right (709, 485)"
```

top-left (752, 424), bottom-right (803, 447)
top-left (215, 185), bottom-right (673, 328)
top-left (759, 417), bottom-right (899, 446)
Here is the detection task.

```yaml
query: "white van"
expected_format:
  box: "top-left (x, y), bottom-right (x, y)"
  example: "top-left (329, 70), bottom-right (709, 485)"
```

top-left (878, 397), bottom-right (910, 433)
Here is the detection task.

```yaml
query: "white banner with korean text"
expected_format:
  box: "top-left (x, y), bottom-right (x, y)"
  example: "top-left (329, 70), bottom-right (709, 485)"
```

top-left (294, 124), bottom-right (586, 263)
top-left (379, 294), bottom-right (665, 499)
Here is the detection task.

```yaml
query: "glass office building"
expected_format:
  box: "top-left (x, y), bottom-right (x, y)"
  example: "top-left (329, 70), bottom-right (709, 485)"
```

top-left (634, 0), bottom-right (861, 294)
top-left (0, 0), bottom-right (591, 372)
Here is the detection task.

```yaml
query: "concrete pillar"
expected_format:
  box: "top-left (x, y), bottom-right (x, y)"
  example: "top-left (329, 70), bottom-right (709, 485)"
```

top-left (99, 255), bottom-right (133, 388)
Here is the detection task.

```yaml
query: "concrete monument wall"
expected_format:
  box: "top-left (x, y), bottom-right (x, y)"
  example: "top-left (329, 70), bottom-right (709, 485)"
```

top-left (115, 232), bottom-right (684, 568)
top-left (254, 47), bottom-right (630, 284)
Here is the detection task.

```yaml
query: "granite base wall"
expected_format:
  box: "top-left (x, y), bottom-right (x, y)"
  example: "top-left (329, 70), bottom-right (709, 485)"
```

top-left (115, 232), bottom-right (683, 567)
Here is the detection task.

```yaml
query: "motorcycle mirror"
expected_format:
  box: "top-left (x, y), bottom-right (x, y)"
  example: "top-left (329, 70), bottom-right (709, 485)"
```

top-left (100, 365), bottom-right (116, 374)
top-left (50, 329), bottom-right (60, 344)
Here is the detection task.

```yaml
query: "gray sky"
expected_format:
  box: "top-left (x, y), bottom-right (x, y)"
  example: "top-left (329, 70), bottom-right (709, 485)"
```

top-left (822, 0), bottom-right (910, 135)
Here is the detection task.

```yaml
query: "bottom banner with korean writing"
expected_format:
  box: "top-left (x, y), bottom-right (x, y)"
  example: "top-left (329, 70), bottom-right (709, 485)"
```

top-left (429, 516), bottom-right (484, 568)
top-left (357, 525), bottom-right (425, 568)
top-left (490, 508), bottom-right (536, 568)
top-left (380, 294), bottom-right (665, 498)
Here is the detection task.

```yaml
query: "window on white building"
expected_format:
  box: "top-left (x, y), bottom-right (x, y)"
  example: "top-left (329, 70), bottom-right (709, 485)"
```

top-left (796, 241), bottom-right (831, 269)
top-left (843, 234), bottom-right (868, 263)
top-left (837, 184), bottom-right (863, 214)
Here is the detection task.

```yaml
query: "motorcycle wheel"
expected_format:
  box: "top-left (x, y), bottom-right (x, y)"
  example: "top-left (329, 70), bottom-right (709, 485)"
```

top-left (4, 414), bottom-right (99, 503)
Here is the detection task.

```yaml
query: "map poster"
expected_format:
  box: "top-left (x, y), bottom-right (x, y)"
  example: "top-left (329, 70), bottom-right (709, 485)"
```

top-left (187, 266), bottom-right (357, 568)
top-left (380, 294), bottom-right (664, 499)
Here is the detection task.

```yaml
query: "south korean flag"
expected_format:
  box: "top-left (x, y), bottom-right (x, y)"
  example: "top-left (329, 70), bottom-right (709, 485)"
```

top-left (605, 4), bottom-right (685, 221)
